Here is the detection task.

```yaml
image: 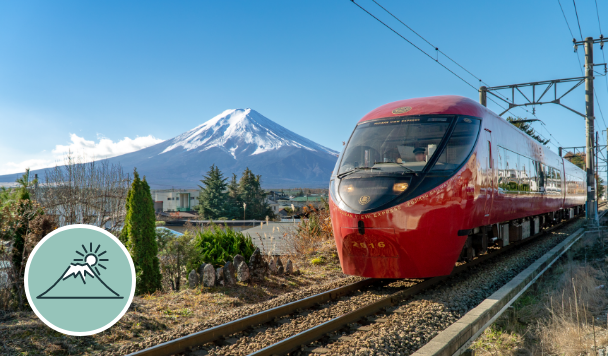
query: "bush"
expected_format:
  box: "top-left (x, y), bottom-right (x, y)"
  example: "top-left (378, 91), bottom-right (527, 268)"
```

top-left (190, 224), bottom-right (255, 269)
top-left (158, 230), bottom-right (197, 291)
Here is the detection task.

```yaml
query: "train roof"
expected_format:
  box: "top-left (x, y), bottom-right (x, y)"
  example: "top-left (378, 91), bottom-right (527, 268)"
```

top-left (358, 95), bottom-right (489, 123)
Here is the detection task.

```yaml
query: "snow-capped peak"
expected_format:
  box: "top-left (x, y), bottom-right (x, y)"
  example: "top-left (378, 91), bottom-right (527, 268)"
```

top-left (161, 109), bottom-right (338, 159)
top-left (62, 263), bottom-right (95, 283)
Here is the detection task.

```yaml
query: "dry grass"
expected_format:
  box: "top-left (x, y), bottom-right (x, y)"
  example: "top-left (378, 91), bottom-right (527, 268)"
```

top-left (474, 230), bottom-right (608, 356)
top-left (0, 245), bottom-right (346, 355)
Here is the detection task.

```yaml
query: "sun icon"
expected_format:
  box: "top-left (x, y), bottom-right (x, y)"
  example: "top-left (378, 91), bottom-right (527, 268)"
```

top-left (74, 242), bottom-right (109, 276)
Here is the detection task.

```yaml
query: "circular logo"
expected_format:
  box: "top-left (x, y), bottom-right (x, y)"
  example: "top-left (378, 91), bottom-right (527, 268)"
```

top-left (359, 195), bottom-right (371, 205)
top-left (392, 106), bottom-right (412, 114)
top-left (25, 225), bottom-right (135, 336)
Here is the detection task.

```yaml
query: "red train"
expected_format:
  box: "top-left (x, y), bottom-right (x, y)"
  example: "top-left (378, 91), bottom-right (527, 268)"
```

top-left (329, 95), bottom-right (586, 279)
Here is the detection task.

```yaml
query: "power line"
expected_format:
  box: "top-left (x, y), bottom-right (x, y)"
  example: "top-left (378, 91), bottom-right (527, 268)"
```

top-left (363, 0), bottom-right (537, 119)
top-left (594, 0), bottom-right (603, 33)
top-left (370, 0), bottom-right (489, 87)
top-left (558, 0), bottom-right (576, 40)
top-left (572, 0), bottom-right (584, 39)
top-left (350, 0), bottom-right (480, 92)
top-left (592, 0), bottom-right (608, 130)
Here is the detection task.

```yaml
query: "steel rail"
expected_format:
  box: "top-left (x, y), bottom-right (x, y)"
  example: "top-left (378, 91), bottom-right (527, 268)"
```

top-left (249, 216), bottom-right (581, 356)
top-left (128, 215), bottom-right (580, 356)
top-left (125, 278), bottom-right (377, 356)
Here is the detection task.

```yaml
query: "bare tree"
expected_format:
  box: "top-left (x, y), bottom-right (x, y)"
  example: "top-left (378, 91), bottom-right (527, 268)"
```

top-left (36, 152), bottom-right (130, 236)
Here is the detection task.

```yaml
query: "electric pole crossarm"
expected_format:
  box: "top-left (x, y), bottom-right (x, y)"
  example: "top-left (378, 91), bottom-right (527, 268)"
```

top-left (486, 76), bottom-right (586, 90)
top-left (557, 103), bottom-right (586, 118)
top-left (516, 86), bottom-right (531, 103)
top-left (557, 79), bottom-right (585, 101)
top-left (485, 77), bottom-right (586, 117)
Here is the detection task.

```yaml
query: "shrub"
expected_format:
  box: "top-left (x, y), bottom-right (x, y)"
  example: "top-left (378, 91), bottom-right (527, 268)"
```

top-left (158, 231), bottom-right (198, 291)
top-left (190, 224), bottom-right (255, 269)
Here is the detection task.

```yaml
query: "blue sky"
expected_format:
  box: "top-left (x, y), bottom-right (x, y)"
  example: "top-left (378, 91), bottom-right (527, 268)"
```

top-left (1, 0), bottom-right (607, 175)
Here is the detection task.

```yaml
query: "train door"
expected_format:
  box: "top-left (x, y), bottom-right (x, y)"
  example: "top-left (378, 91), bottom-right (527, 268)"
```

top-left (483, 129), bottom-right (494, 225)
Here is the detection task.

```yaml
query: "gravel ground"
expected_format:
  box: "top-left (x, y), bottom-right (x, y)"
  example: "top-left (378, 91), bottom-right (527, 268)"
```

top-left (146, 219), bottom-right (586, 356)
top-left (201, 280), bottom-right (419, 356)
top-left (314, 219), bottom-right (586, 356)
top-left (101, 275), bottom-right (367, 355)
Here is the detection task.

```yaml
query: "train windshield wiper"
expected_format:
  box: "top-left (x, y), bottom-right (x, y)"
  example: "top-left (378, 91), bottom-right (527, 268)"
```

top-left (373, 162), bottom-right (419, 176)
top-left (336, 167), bottom-right (380, 179)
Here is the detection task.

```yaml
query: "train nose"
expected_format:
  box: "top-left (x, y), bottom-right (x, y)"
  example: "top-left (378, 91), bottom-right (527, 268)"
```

top-left (340, 225), bottom-right (413, 277)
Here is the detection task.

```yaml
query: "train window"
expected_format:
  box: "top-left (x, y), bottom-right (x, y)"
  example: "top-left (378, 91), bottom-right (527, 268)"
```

top-left (555, 169), bottom-right (562, 192)
top-left (529, 160), bottom-right (538, 192)
top-left (520, 156), bottom-right (531, 192)
top-left (537, 162), bottom-right (545, 192)
top-left (504, 149), bottom-right (518, 191)
top-left (431, 117), bottom-right (481, 171)
top-left (338, 116), bottom-right (452, 175)
top-left (497, 147), bottom-right (506, 192)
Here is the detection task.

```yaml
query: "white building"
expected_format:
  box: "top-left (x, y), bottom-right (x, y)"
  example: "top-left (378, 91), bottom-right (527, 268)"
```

top-left (152, 189), bottom-right (199, 213)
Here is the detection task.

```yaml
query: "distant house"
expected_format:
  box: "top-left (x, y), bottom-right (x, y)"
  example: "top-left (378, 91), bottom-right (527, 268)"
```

top-left (286, 195), bottom-right (327, 209)
top-left (152, 189), bottom-right (199, 213)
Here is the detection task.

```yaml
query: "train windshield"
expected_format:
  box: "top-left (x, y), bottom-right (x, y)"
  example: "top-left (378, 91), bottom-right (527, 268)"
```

top-left (338, 116), bottom-right (481, 176)
top-left (339, 116), bottom-right (453, 176)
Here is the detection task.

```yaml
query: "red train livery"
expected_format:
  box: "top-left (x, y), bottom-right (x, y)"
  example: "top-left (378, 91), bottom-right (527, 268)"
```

top-left (329, 95), bottom-right (586, 279)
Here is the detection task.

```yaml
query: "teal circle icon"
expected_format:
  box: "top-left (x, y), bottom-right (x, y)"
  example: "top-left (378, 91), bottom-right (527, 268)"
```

top-left (25, 224), bottom-right (135, 336)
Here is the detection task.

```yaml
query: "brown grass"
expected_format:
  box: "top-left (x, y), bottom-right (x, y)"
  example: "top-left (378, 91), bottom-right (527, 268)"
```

top-left (474, 230), bottom-right (608, 356)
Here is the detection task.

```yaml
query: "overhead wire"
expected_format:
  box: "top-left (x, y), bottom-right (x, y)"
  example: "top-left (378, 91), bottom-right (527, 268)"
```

top-left (572, 0), bottom-right (584, 39)
top-left (592, 0), bottom-right (608, 131)
top-left (352, 0), bottom-right (562, 143)
top-left (349, 0), bottom-right (480, 92)
top-left (358, 0), bottom-right (534, 120)
top-left (558, 0), bottom-right (576, 40)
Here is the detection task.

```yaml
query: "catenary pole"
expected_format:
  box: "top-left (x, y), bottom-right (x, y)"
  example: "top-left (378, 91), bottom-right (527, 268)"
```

top-left (585, 37), bottom-right (597, 224)
top-left (479, 86), bottom-right (487, 107)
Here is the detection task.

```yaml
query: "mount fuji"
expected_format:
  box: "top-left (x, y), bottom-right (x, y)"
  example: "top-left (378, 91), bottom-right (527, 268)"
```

top-left (0, 109), bottom-right (340, 188)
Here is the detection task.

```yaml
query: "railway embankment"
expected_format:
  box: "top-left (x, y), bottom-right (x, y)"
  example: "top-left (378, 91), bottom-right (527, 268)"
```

top-left (471, 220), bottom-right (608, 355)
top-left (310, 218), bottom-right (586, 356)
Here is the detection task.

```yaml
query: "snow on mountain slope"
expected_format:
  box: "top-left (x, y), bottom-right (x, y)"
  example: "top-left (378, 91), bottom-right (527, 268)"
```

top-left (161, 109), bottom-right (337, 158)
top-left (0, 108), bottom-right (340, 188)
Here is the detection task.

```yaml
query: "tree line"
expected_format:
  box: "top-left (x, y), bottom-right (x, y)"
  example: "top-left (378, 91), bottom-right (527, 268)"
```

top-left (196, 165), bottom-right (275, 220)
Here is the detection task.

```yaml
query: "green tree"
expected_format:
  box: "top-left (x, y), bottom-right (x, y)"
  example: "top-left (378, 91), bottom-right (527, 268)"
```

top-left (0, 169), bottom-right (43, 309)
top-left (569, 154), bottom-right (585, 170)
top-left (122, 169), bottom-right (162, 295)
top-left (507, 117), bottom-right (549, 145)
top-left (238, 168), bottom-right (275, 220)
top-left (158, 231), bottom-right (197, 291)
top-left (597, 176), bottom-right (606, 201)
top-left (196, 164), bottom-right (228, 219)
top-left (225, 173), bottom-right (242, 219)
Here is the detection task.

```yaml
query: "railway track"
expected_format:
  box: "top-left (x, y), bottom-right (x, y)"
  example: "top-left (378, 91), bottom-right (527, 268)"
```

top-left (126, 215), bottom-right (583, 356)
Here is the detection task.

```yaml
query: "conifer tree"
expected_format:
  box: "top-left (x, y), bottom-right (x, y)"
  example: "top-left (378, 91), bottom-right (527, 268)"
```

top-left (225, 173), bottom-right (242, 219)
top-left (507, 117), bottom-right (549, 145)
top-left (122, 169), bottom-right (162, 294)
top-left (237, 168), bottom-right (275, 220)
top-left (196, 164), bottom-right (228, 219)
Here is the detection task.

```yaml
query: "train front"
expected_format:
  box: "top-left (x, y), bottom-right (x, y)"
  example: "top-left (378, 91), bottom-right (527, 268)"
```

top-left (329, 97), bottom-right (484, 279)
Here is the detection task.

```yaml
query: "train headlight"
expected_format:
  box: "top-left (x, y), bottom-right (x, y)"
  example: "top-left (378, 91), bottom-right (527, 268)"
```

top-left (345, 184), bottom-right (354, 193)
top-left (393, 182), bottom-right (409, 192)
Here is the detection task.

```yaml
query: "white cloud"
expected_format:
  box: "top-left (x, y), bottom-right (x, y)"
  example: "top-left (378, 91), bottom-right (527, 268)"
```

top-left (53, 133), bottom-right (164, 159)
top-left (0, 134), bottom-right (164, 175)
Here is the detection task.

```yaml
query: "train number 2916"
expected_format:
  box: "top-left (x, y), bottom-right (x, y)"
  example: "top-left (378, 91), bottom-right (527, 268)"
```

top-left (352, 241), bottom-right (385, 249)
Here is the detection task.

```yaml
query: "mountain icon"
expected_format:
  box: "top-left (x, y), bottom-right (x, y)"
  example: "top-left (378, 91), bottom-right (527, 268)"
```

top-left (37, 263), bottom-right (123, 299)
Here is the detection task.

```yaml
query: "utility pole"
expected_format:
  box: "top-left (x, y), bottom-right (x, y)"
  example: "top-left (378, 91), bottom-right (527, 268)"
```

top-left (597, 131), bottom-right (600, 199)
top-left (479, 86), bottom-right (487, 107)
top-left (584, 37), bottom-right (597, 223)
